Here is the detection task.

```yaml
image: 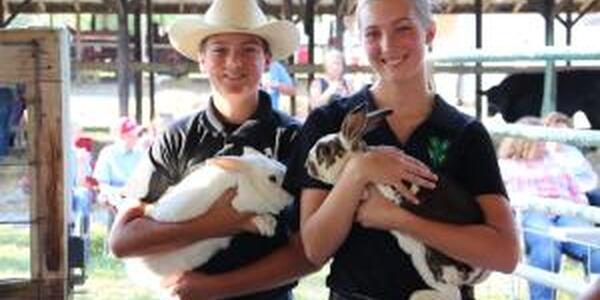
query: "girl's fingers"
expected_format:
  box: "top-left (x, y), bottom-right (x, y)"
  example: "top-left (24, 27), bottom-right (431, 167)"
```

top-left (392, 182), bottom-right (420, 204)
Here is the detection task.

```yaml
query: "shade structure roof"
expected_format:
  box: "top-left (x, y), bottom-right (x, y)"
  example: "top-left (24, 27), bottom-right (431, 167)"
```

top-left (2, 0), bottom-right (599, 15)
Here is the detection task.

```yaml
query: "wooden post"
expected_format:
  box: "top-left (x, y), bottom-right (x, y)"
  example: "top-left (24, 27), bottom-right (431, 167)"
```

top-left (474, 0), bottom-right (483, 119)
top-left (541, 0), bottom-right (557, 117)
top-left (334, 0), bottom-right (344, 50)
top-left (282, 0), bottom-right (296, 116)
top-left (305, 0), bottom-right (315, 112)
top-left (133, 0), bottom-right (143, 123)
top-left (0, 28), bottom-right (71, 300)
top-left (146, 0), bottom-right (155, 120)
top-left (116, 0), bottom-right (130, 117)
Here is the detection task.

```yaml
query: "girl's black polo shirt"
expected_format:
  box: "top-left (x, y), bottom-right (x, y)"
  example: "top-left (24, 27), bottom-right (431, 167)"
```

top-left (284, 86), bottom-right (507, 300)
top-left (127, 91), bottom-right (300, 300)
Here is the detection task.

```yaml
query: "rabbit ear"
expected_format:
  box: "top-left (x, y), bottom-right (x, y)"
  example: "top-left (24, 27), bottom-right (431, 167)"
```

top-left (341, 104), bottom-right (392, 142)
top-left (341, 103), bottom-right (369, 142)
top-left (364, 108), bottom-right (393, 134)
top-left (208, 157), bottom-right (244, 172)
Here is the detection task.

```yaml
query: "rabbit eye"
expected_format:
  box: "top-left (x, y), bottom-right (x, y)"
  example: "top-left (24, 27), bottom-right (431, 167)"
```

top-left (268, 175), bottom-right (278, 183)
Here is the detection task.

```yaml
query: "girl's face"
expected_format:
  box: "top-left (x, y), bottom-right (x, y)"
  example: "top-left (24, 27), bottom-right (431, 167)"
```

top-left (358, 0), bottom-right (435, 85)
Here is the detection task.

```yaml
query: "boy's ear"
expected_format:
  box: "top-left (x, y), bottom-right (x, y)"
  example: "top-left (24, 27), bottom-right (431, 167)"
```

top-left (263, 54), bottom-right (272, 73)
top-left (197, 52), bottom-right (206, 72)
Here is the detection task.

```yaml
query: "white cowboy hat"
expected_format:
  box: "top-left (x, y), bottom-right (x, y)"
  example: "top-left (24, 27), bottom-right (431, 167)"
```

top-left (168, 0), bottom-right (300, 61)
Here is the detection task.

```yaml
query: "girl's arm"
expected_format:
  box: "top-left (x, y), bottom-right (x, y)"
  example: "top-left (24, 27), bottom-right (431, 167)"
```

top-left (356, 192), bottom-right (520, 273)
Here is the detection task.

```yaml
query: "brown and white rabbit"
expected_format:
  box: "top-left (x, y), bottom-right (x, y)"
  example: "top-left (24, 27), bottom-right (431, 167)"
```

top-left (305, 103), bottom-right (489, 300)
top-left (124, 146), bottom-right (293, 292)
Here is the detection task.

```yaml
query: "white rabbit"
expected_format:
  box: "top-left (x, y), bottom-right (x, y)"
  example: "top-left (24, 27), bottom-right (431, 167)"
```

top-left (305, 103), bottom-right (489, 300)
top-left (124, 146), bottom-right (293, 290)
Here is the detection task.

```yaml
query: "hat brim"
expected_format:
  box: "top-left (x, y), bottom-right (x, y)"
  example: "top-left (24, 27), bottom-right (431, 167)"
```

top-left (168, 17), bottom-right (300, 61)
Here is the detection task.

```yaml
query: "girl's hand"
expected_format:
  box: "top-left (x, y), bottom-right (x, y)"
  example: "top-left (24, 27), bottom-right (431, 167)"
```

top-left (356, 185), bottom-right (415, 231)
top-left (347, 146), bottom-right (437, 204)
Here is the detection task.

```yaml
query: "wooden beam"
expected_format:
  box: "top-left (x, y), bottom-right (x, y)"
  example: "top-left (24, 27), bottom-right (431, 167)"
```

top-left (4, 1), bottom-right (600, 14)
top-left (574, 0), bottom-right (600, 23)
top-left (74, 61), bottom-right (600, 76)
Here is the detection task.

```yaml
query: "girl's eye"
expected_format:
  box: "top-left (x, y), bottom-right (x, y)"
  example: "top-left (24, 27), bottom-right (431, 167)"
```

top-left (364, 31), bottom-right (379, 41)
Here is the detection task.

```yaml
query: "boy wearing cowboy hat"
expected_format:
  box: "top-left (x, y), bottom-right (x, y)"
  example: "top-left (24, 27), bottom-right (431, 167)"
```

top-left (108, 1), bottom-right (316, 299)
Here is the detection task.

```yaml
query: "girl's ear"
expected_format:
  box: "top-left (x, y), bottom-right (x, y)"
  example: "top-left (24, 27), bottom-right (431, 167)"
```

top-left (425, 21), bottom-right (437, 46)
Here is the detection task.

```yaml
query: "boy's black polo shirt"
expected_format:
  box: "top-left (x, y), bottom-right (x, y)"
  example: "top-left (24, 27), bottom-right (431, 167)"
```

top-left (285, 86), bottom-right (507, 300)
top-left (128, 91), bottom-right (300, 300)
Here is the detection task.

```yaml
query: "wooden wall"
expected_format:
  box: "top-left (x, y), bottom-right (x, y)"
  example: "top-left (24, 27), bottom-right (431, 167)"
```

top-left (0, 28), bottom-right (71, 300)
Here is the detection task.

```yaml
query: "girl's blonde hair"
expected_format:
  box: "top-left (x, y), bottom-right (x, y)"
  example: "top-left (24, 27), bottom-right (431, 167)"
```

top-left (355, 0), bottom-right (436, 29)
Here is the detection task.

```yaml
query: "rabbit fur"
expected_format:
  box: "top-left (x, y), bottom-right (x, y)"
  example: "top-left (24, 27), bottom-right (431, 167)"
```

top-left (305, 104), bottom-right (489, 300)
top-left (124, 146), bottom-right (293, 290)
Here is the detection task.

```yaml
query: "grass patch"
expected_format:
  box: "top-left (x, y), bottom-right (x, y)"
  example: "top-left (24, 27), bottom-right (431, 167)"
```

top-left (0, 224), bottom-right (586, 299)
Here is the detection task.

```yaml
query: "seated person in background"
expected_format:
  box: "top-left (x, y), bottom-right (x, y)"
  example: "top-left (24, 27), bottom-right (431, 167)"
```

top-left (71, 125), bottom-right (96, 235)
top-left (498, 116), bottom-right (600, 300)
top-left (262, 60), bottom-right (296, 110)
top-left (93, 117), bottom-right (144, 229)
top-left (543, 112), bottom-right (600, 208)
top-left (308, 48), bottom-right (353, 110)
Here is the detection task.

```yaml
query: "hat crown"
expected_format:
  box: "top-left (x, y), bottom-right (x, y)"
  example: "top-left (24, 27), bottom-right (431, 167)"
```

top-left (204, 0), bottom-right (267, 29)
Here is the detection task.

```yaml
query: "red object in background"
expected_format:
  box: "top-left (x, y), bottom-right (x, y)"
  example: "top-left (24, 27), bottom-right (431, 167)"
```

top-left (85, 176), bottom-right (99, 190)
top-left (296, 45), bottom-right (308, 64)
top-left (74, 136), bottom-right (94, 153)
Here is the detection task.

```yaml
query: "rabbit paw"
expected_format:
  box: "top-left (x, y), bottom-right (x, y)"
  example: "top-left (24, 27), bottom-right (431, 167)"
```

top-left (252, 214), bottom-right (278, 237)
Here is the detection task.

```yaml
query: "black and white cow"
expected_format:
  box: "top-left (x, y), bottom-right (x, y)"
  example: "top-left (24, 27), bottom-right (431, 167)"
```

top-left (484, 70), bottom-right (600, 129)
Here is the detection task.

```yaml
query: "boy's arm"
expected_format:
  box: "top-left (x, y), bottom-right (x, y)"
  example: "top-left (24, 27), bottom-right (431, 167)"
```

top-left (164, 234), bottom-right (319, 300)
top-left (109, 188), bottom-right (257, 257)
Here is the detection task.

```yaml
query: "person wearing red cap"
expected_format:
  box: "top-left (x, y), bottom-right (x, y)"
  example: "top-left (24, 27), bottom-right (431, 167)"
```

top-left (93, 116), bottom-right (144, 233)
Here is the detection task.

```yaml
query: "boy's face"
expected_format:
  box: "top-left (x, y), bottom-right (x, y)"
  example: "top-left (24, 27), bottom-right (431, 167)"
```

top-left (198, 33), bottom-right (271, 98)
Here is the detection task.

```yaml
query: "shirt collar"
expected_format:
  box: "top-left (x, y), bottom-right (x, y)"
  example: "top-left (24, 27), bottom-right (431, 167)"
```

top-left (357, 85), bottom-right (466, 133)
top-left (202, 90), bottom-right (274, 136)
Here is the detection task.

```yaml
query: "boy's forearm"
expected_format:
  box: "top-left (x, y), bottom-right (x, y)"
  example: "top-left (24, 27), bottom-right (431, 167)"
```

top-left (109, 216), bottom-right (189, 257)
top-left (204, 235), bottom-right (319, 299)
top-left (109, 208), bottom-right (244, 257)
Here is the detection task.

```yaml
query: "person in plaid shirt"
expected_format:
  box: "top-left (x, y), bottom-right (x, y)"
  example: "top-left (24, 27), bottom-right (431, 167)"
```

top-left (498, 116), bottom-right (600, 300)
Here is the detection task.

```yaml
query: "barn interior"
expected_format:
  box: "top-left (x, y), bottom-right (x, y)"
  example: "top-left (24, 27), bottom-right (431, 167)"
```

top-left (1, 0), bottom-right (600, 299)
